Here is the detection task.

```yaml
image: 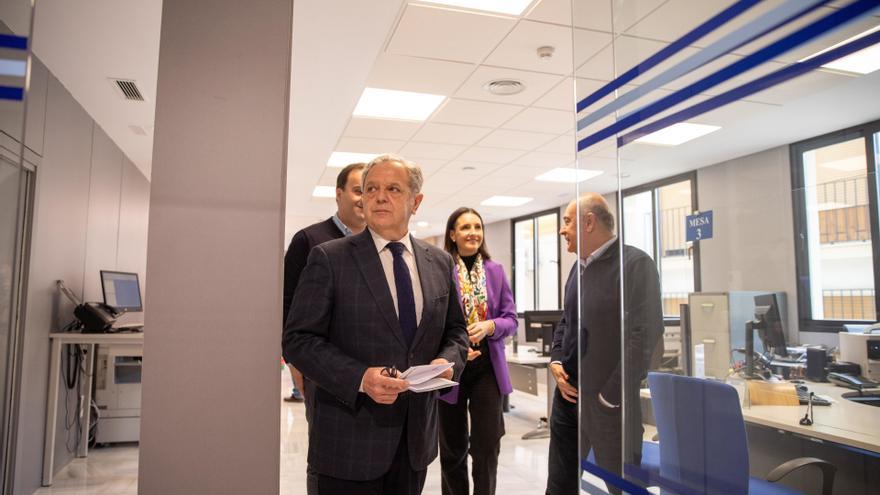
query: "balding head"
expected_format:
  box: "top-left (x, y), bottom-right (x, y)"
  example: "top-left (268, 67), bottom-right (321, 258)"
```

top-left (577, 192), bottom-right (614, 233)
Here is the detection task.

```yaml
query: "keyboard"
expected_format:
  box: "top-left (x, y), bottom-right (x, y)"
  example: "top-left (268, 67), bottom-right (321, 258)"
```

top-left (796, 387), bottom-right (831, 406)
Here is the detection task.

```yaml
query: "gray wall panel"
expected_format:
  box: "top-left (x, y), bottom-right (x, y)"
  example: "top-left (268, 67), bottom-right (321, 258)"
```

top-left (117, 158), bottom-right (150, 292)
top-left (83, 127), bottom-right (123, 301)
top-left (25, 58), bottom-right (49, 157)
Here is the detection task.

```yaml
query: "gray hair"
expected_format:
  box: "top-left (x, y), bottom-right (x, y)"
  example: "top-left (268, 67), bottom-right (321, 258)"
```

top-left (362, 153), bottom-right (424, 195)
top-left (578, 193), bottom-right (615, 232)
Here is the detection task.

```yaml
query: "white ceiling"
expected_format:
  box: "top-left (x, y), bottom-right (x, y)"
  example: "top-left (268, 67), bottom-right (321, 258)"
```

top-left (24, 0), bottom-right (880, 241)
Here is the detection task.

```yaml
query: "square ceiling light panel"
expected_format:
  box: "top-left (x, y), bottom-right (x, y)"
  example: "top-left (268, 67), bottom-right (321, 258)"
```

top-left (481, 195), bottom-right (534, 207)
top-left (418, 0), bottom-right (535, 16)
top-left (328, 151), bottom-right (377, 168)
top-left (634, 122), bottom-right (721, 146)
top-left (816, 25), bottom-right (880, 75)
top-left (313, 186), bottom-right (336, 198)
top-left (353, 88), bottom-right (446, 121)
top-left (535, 167), bottom-right (603, 183)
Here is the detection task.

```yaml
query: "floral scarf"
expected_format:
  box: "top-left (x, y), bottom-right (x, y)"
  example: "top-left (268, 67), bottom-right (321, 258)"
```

top-left (456, 254), bottom-right (488, 325)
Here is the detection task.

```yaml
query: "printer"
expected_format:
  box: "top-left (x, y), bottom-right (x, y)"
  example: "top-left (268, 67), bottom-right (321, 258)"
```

top-left (839, 327), bottom-right (880, 382)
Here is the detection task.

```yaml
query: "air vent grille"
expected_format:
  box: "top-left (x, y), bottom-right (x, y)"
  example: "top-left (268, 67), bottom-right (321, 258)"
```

top-left (111, 79), bottom-right (145, 101)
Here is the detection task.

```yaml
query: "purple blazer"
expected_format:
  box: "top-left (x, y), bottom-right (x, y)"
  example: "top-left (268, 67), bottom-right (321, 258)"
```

top-left (439, 259), bottom-right (517, 404)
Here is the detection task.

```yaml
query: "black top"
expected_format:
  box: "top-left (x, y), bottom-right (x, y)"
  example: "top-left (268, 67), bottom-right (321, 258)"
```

top-left (282, 217), bottom-right (344, 362)
top-left (550, 240), bottom-right (664, 405)
top-left (458, 253), bottom-right (490, 373)
top-left (461, 253), bottom-right (478, 272)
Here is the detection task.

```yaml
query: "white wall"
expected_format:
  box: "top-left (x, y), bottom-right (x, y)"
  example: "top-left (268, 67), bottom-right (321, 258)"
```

top-left (12, 57), bottom-right (151, 494)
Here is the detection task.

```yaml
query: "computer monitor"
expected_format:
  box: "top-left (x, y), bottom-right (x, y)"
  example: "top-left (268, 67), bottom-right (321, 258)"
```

top-left (100, 270), bottom-right (143, 312)
top-left (524, 310), bottom-right (563, 355)
top-left (754, 293), bottom-right (788, 358)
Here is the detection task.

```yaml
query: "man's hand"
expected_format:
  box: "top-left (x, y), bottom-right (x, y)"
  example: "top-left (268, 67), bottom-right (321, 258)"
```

top-left (431, 358), bottom-right (454, 380)
top-left (467, 349), bottom-right (482, 361)
top-left (361, 367), bottom-right (409, 404)
top-left (550, 362), bottom-right (577, 403)
top-left (467, 320), bottom-right (494, 344)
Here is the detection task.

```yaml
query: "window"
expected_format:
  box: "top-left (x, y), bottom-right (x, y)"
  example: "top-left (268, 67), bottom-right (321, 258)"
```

top-left (511, 209), bottom-right (560, 313)
top-left (621, 174), bottom-right (700, 319)
top-left (792, 120), bottom-right (880, 332)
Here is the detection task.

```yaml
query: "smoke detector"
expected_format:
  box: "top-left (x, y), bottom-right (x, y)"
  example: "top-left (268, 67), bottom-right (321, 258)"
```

top-left (482, 79), bottom-right (526, 96)
top-left (537, 46), bottom-right (555, 60)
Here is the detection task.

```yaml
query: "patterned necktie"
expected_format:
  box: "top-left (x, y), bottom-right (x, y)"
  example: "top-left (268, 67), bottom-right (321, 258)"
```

top-left (387, 241), bottom-right (417, 347)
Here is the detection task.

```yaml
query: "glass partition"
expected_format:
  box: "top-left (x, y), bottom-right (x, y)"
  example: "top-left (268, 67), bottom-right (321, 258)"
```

top-left (0, 0), bottom-right (34, 491)
top-left (573, 0), bottom-right (880, 493)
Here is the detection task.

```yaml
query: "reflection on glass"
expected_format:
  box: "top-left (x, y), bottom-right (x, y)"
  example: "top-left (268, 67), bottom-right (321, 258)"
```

top-left (623, 191), bottom-right (654, 258)
top-left (802, 137), bottom-right (875, 321)
top-left (514, 219), bottom-right (535, 312)
top-left (536, 213), bottom-right (558, 310)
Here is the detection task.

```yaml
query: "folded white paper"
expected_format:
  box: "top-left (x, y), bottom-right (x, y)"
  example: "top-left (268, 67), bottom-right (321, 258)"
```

top-left (398, 362), bottom-right (456, 392)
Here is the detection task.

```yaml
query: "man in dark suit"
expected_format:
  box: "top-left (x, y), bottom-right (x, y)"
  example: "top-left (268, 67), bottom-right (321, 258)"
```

top-left (282, 162), bottom-right (366, 404)
top-left (546, 193), bottom-right (663, 495)
top-left (284, 154), bottom-right (469, 495)
top-left (281, 162), bottom-right (365, 495)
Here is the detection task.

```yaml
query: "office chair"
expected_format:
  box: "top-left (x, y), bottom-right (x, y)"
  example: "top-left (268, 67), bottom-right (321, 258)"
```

top-left (647, 372), bottom-right (836, 495)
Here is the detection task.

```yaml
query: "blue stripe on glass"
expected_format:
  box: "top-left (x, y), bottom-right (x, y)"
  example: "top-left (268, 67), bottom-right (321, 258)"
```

top-left (617, 28), bottom-right (880, 147)
top-left (0, 59), bottom-right (27, 77)
top-left (577, 0), bottom-right (880, 152)
top-left (577, 0), bottom-right (829, 131)
top-left (576, 0), bottom-right (759, 114)
top-left (0, 34), bottom-right (27, 50)
top-left (580, 459), bottom-right (651, 495)
top-left (0, 86), bottom-right (24, 101)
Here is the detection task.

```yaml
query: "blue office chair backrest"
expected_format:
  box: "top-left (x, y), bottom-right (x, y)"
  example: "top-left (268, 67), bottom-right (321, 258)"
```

top-left (648, 372), bottom-right (750, 495)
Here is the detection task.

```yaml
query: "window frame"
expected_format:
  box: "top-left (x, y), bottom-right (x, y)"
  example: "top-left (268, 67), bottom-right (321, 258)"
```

top-left (790, 119), bottom-right (880, 333)
top-left (510, 207), bottom-right (561, 316)
top-left (620, 171), bottom-right (702, 325)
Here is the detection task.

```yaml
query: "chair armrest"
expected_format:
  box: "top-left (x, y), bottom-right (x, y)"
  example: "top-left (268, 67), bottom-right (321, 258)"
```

top-left (766, 457), bottom-right (836, 495)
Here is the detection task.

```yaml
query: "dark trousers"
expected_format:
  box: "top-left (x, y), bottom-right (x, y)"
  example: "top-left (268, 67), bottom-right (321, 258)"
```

top-left (316, 427), bottom-right (427, 495)
top-left (546, 390), bottom-right (623, 495)
top-left (438, 363), bottom-right (505, 495)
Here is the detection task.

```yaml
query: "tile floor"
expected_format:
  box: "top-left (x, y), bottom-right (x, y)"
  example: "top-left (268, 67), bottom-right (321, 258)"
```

top-left (35, 370), bottom-right (563, 494)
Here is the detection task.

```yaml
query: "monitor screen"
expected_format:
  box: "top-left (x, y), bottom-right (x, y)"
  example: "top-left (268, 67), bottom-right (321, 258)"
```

top-left (754, 293), bottom-right (787, 357)
top-left (101, 270), bottom-right (143, 312)
top-left (523, 310), bottom-right (563, 342)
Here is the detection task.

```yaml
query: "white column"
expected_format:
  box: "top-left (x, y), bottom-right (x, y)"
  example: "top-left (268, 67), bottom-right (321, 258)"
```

top-left (138, 0), bottom-right (291, 493)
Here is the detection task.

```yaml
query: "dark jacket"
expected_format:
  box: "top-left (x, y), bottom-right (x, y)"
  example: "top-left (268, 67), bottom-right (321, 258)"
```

top-left (283, 230), bottom-right (469, 481)
top-left (551, 240), bottom-right (663, 405)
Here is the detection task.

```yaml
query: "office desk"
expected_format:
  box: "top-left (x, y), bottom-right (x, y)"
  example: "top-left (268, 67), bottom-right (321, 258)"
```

top-left (641, 381), bottom-right (880, 454)
top-left (42, 332), bottom-right (144, 486)
top-left (506, 346), bottom-right (555, 439)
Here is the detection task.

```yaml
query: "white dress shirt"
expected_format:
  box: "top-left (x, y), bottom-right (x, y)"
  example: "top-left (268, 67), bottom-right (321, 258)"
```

top-left (368, 228), bottom-right (424, 325)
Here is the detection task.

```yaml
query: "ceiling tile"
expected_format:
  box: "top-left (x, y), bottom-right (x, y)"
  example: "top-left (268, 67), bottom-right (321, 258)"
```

top-left (432, 98), bottom-right (523, 127)
top-left (366, 54), bottom-right (476, 94)
top-left (484, 20), bottom-right (578, 75)
top-left (412, 122), bottom-right (494, 145)
top-left (455, 65), bottom-right (565, 106)
top-left (344, 117), bottom-right (422, 140)
top-left (457, 146), bottom-right (527, 164)
top-left (527, 0), bottom-right (615, 32)
top-left (510, 151), bottom-right (573, 169)
top-left (440, 160), bottom-right (504, 177)
top-left (478, 128), bottom-right (557, 150)
top-left (537, 133), bottom-right (576, 154)
top-left (400, 141), bottom-right (467, 160)
top-left (386, 4), bottom-right (517, 64)
top-left (602, 0), bottom-right (665, 32)
top-left (336, 136), bottom-right (406, 154)
top-left (534, 77), bottom-right (575, 110)
top-left (414, 158), bottom-right (449, 175)
top-left (502, 107), bottom-right (574, 134)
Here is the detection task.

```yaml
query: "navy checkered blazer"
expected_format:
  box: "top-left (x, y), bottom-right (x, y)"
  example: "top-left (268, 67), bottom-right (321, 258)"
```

top-left (283, 229), bottom-right (469, 481)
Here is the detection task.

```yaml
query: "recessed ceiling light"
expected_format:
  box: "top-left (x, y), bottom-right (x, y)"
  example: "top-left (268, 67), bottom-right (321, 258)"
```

top-left (418, 0), bottom-right (533, 16)
top-left (353, 87), bottom-right (445, 121)
top-left (635, 122), bottom-right (721, 146)
top-left (327, 151), bottom-right (377, 168)
top-left (416, 221), bottom-right (430, 228)
top-left (481, 195), bottom-right (533, 207)
top-left (312, 186), bottom-right (336, 198)
top-left (535, 168), bottom-right (603, 183)
top-left (483, 79), bottom-right (526, 96)
top-left (802, 25), bottom-right (880, 75)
